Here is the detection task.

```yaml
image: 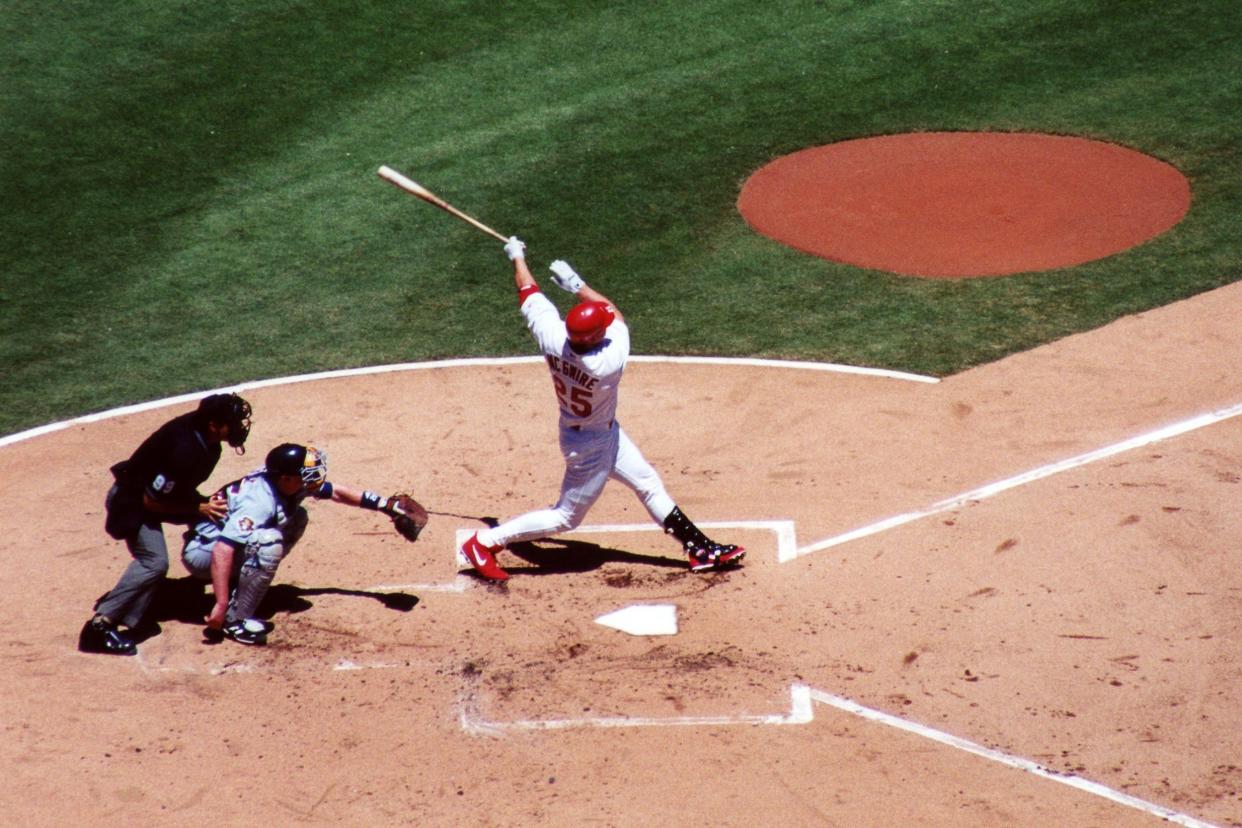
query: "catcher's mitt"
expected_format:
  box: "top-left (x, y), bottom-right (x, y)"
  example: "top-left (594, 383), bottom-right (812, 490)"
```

top-left (385, 493), bottom-right (429, 542)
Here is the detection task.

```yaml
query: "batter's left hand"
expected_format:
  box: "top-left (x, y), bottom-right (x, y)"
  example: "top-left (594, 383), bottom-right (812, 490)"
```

top-left (549, 260), bottom-right (586, 294)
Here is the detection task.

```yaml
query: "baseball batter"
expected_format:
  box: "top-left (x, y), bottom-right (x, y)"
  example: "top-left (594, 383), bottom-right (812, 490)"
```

top-left (459, 237), bottom-right (744, 581)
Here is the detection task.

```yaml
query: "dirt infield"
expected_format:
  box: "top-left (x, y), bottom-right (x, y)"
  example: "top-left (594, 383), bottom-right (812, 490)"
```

top-left (2, 279), bottom-right (1241, 825)
top-left (737, 132), bottom-right (1192, 277)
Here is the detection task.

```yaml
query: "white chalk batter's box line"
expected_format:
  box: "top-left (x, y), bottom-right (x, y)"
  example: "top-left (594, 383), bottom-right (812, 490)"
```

top-left (440, 521), bottom-right (798, 575)
top-left (117, 526), bottom-right (1218, 826)
top-left (460, 683), bottom-right (1217, 828)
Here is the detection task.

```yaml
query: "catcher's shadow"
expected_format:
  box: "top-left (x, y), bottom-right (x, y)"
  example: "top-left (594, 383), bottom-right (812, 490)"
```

top-left (503, 537), bottom-right (684, 575)
top-left (259, 583), bottom-right (419, 617)
top-left (143, 576), bottom-right (418, 638)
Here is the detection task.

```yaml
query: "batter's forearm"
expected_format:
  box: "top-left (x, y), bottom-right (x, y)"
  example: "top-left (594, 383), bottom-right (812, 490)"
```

top-left (514, 258), bottom-right (536, 290)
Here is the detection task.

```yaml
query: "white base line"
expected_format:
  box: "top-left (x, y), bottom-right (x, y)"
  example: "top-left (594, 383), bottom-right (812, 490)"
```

top-left (805, 688), bottom-right (1220, 828)
top-left (795, 401), bottom-right (1242, 558)
top-left (628, 355), bottom-right (938, 384)
top-left (0, 356), bottom-right (934, 448)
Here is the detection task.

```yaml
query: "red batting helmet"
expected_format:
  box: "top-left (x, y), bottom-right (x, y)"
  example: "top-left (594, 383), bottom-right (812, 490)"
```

top-left (565, 301), bottom-right (615, 348)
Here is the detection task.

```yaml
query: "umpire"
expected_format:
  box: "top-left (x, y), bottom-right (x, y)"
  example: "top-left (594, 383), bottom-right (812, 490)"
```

top-left (78, 393), bottom-right (252, 656)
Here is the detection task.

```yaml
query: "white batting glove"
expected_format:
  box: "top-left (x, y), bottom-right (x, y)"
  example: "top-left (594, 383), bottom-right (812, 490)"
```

top-left (504, 236), bottom-right (526, 261)
top-left (548, 260), bottom-right (586, 294)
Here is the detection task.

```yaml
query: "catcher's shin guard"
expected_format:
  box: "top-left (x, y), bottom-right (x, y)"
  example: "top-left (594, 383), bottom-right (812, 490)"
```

top-left (228, 528), bottom-right (287, 622)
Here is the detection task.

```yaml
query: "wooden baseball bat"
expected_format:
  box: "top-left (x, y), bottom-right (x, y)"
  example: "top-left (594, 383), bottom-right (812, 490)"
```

top-left (377, 165), bottom-right (509, 243)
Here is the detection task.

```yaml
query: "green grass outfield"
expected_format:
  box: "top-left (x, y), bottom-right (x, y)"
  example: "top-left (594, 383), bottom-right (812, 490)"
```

top-left (2, 0), bottom-right (1238, 437)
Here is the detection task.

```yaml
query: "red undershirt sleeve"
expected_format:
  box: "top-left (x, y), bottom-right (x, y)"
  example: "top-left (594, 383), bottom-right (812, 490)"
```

top-left (517, 284), bottom-right (541, 306)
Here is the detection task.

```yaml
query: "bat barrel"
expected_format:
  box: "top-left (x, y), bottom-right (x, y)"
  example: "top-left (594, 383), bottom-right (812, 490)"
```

top-left (377, 165), bottom-right (510, 243)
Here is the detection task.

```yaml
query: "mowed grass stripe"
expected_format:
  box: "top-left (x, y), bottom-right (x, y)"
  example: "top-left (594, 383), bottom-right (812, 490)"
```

top-left (1, 0), bottom-right (1239, 435)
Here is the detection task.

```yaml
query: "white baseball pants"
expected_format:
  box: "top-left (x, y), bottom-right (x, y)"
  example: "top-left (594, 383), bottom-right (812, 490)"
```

top-left (481, 421), bottom-right (675, 547)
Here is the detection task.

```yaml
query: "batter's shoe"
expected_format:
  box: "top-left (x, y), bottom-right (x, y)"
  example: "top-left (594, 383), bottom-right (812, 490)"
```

top-left (687, 543), bottom-right (746, 572)
top-left (460, 533), bottom-right (509, 581)
top-left (222, 619), bottom-right (267, 646)
top-left (78, 617), bottom-right (137, 656)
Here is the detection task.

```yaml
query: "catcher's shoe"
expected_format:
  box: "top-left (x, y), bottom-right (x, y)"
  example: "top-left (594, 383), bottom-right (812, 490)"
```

top-left (78, 617), bottom-right (137, 656)
top-left (687, 543), bottom-right (746, 572)
top-left (460, 533), bottom-right (509, 581)
top-left (222, 619), bottom-right (267, 646)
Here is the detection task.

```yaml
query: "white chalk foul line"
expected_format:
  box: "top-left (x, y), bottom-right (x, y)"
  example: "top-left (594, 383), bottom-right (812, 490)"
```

top-left (805, 687), bottom-right (1220, 828)
top-left (0, 356), bottom-right (934, 449)
top-left (794, 400), bottom-right (1242, 559)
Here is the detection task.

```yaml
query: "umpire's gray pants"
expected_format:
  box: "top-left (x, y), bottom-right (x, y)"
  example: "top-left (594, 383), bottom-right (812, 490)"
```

top-left (95, 487), bottom-right (170, 629)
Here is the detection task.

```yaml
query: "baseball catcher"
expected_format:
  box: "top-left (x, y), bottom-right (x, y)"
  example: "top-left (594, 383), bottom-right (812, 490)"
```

top-left (180, 442), bottom-right (429, 645)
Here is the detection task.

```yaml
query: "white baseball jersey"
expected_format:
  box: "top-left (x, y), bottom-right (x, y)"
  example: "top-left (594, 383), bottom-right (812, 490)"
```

top-left (522, 291), bottom-right (627, 430)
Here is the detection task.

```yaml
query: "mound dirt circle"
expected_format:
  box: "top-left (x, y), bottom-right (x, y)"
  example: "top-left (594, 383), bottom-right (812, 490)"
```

top-left (737, 132), bottom-right (1191, 277)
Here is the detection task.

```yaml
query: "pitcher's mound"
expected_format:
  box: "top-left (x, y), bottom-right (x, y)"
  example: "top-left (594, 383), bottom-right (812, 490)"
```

top-left (737, 132), bottom-right (1191, 278)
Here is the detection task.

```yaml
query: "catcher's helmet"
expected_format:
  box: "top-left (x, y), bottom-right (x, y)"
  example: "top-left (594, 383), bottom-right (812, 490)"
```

top-left (264, 443), bottom-right (328, 492)
top-left (565, 301), bottom-right (615, 349)
top-left (196, 393), bottom-right (253, 452)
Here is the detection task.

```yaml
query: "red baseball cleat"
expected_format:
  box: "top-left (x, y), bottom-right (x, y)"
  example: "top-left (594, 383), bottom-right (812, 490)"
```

top-left (460, 533), bottom-right (509, 581)
top-left (687, 543), bottom-right (745, 572)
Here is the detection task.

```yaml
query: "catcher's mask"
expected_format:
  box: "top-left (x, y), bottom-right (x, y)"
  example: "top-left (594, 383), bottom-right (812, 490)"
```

top-left (565, 301), bottom-right (615, 350)
top-left (197, 393), bottom-right (253, 453)
top-left (264, 443), bottom-right (328, 493)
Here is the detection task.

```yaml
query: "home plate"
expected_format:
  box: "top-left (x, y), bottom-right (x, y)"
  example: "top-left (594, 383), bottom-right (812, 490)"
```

top-left (595, 604), bottom-right (678, 636)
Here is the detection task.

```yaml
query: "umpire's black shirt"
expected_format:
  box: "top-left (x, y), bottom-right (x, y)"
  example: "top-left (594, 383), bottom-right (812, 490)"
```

top-left (105, 411), bottom-right (222, 538)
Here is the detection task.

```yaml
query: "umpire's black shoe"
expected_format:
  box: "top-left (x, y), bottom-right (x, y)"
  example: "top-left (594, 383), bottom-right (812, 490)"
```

top-left (78, 617), bottom-right (137, 656)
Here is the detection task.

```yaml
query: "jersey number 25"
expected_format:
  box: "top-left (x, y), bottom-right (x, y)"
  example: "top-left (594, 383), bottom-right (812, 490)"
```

top-left (552, 376), bottom-right (593, 417)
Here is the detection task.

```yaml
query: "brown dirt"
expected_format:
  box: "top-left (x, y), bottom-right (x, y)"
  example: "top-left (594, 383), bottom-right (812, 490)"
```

top-left (737, 132), bottom-right (1192, 277)
top-left (3, 280), bottom-right (1242, 826)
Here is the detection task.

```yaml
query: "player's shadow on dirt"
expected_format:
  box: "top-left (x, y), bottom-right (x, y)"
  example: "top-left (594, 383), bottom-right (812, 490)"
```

top-left (142, 576), bottom-right (418, 640)
top-left (504, 537), bottom-right (683, 574)
top-left (260, 583), bottom-right (419, 616)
